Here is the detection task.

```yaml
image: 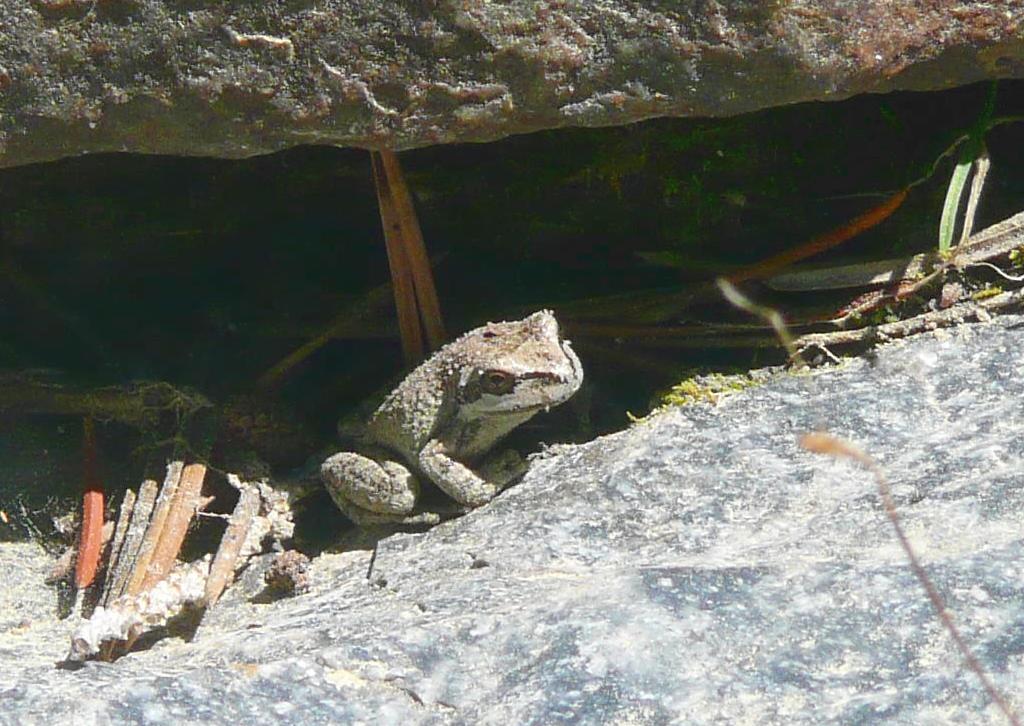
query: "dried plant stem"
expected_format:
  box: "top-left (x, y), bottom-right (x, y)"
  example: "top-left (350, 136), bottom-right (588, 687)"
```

top-left (140, 463), bottom-right (207, 591)
top-left (727, 188), bottom-right (909, 284)
top-left (956, 150), bottom-right (991, 250)
top-left (551, 190), bottom-right (909, 326)
top-left (716, 279), bottom-right (805, 367)
top-left (966, 262), bottom-right (1024, 283)
top-left (372, 150), bottom-right (425, 365)
top-left (0, 376), bottom-right (210, 430)
top-left (75, 467), bottom-right (295, 662)
top-left (795, 288), bottom-right (1024, 353)
top-left (204, 485), bottom-right (260, 607)
top-left (256, 279), bottom-right (396, 388)
top-left (800, 433), bottom-right (1021, 726)
top-left (104, 479), bottom-right (158, 605)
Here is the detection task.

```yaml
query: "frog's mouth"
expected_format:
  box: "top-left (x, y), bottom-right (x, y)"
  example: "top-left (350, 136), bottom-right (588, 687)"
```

top-left (518, 370), bottom-right (580, 409)
top-left (466, 394), bottom-right (557, 418)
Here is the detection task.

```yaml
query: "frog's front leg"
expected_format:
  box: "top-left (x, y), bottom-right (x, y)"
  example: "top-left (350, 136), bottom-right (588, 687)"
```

top-left (418, 439), bottom-right (526, 508)
top-left (321, 451), bottom-right (440, 526)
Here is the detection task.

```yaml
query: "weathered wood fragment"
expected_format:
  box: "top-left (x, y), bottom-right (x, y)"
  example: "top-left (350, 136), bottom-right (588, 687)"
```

top-left (204, 484), bottom-right (261, 607)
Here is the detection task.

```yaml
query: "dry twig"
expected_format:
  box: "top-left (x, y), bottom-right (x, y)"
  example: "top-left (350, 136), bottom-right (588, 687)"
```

top-left (378, 150), bottom-right (446, 350)
top-left (124, 463), bottom-right (183, 597)
top-left (372, 149), bottom-right (424, 365)
top-left (70, 466), bottom-right (295, 662)
top-left (104, 479), bottom-right (158, 605)
top-left (728, 189), bottom-right (909, 284)
top-left (98, 488), bottom-right (136, 603)
top-left (716, 279), bottom-right (805, 367)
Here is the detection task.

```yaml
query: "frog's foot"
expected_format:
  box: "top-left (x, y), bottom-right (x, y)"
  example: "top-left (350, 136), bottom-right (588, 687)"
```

top-left (478, 449), bottom-right (529, 491)
top-left (321, 451), bottom-right (425, 521)
top-left (418, 440), bottom-right (527, 508)
top-left (329, 497), bottom-right (443, 527)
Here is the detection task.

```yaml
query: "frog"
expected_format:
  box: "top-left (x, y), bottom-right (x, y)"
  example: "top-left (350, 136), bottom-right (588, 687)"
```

top-left (320, 310), bottom-right (583, 526)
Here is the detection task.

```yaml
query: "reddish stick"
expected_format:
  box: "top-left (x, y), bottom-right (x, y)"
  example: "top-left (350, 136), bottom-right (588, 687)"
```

top-left (372, 150), bottom-right (425, 366)
top-left (727, 188), bottom-right (910, 284)
top-left (378, 150), bottom-right (446, 350)
top-left (74, 417), bottom-right (105, 589)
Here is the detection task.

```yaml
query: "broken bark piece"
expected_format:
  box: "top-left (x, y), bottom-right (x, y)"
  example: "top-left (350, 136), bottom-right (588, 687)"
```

top-left (205, 475), bottom-right (296, 606)
top-left (204, 484), bottom-right (260, 607)
top-left (69, 558), bottom-right (211, 662)
top-left (140, 463), bottom-right (207, 591)
top-left (124, 462), bottom-right (183, 597)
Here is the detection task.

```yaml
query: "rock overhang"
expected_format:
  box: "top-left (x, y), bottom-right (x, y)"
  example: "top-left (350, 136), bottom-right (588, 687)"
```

top-left (0, 1), bottom-right (1022, 168)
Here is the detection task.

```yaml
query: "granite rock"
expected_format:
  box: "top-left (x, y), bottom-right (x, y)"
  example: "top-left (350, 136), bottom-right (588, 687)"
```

top-left (2, 314), bottom-right (1024, 723)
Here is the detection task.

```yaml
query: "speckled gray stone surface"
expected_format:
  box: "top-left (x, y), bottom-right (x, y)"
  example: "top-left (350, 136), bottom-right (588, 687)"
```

top-left (2, 315), bottom-right (1023, 724)
top-left (1, 2), bottom-right (1023, 168)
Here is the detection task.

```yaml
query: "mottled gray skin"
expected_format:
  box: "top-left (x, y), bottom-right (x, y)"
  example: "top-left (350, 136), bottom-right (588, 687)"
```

top-left (321, 310), bottom-right (583, 525)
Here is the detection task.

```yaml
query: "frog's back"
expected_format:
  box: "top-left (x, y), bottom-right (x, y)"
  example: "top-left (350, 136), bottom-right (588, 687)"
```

top-left (364, 356), bottom-right (453, 460)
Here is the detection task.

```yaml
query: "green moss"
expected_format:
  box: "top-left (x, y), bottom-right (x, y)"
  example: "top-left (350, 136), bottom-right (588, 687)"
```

top-left (629, 370), bottom-right (766, 423)
top-left (971, 285), bottom-right (1004, 301)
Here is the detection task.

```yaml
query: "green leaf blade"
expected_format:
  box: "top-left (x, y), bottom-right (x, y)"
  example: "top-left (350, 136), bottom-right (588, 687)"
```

top-left (938, 156), bottom-right (972, 254)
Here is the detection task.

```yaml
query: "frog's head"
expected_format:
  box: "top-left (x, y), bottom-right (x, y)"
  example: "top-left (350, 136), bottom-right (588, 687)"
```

top-left (455, 310), bottom-right (582, 419)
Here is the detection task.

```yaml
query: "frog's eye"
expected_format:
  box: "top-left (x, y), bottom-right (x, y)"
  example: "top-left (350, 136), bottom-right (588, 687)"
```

top-left (481, 330), bottom-right (498, 340)
top-left (481, 370), bottom-right (515, 394)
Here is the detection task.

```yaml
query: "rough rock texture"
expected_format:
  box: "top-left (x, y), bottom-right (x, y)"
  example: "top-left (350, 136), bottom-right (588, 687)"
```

top-left (1, 1), bottom-right (1023, 168)
top-left (3, 314), bottom-right (1024, 723)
